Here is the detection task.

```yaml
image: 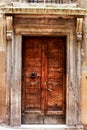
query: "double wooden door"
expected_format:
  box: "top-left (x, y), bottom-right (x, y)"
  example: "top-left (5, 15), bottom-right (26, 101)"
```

top-left (22, 36), bottom-right (66, 124)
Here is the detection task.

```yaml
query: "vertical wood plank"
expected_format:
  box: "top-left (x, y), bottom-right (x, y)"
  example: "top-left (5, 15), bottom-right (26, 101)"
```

top-left (62, 39), bottom-right (66, 114)
top-left (44, 39), bottom-right (48, 114)
top-left (41, 39), bottom-right (45, 114)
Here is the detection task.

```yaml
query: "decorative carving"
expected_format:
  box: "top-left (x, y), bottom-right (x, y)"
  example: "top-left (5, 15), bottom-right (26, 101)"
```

top-left (6, 16), bottom-right (13, 40)
top-left (6, 31), bottom-right (13, 40)
top-left (76, 18), bottom-right (83, 41)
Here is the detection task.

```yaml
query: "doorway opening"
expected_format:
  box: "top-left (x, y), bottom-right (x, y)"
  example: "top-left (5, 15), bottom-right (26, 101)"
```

top-left (21, 36), bottom-right (66, 124)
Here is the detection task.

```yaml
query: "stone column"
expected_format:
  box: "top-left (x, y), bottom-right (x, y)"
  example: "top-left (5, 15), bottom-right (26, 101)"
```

top-left (6, 16), bottom-right (13, 125)
top-left (76, 18), bottom-right (83, 125)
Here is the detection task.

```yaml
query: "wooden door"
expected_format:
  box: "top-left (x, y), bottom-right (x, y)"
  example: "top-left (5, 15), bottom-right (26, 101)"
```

top-left (22, 36), bottom-right (66, 124)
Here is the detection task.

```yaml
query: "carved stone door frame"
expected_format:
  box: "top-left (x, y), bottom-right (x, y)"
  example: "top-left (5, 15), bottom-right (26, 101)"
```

top-left (6, 15), bottom-right (83, 129)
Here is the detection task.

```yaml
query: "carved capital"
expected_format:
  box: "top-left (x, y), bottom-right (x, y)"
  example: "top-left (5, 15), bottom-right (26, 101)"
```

top-left (76, 18), bottom-right (83, 42)
top-left (6, 31), bottom-right (13, 40)
top-left (77, 32), bottom-right (82, 42)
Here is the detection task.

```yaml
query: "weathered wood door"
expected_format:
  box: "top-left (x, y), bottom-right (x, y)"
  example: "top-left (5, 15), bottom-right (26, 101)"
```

top-left (22, 36), bottom-right (66, 124)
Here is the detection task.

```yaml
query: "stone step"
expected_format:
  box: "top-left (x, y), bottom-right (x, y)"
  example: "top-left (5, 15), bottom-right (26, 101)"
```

top-left (0, 125), bottom-right (83, 130)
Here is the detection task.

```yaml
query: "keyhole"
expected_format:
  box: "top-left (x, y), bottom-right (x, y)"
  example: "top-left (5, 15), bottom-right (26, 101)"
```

top-left (30, 72), bottom-right (37, 78)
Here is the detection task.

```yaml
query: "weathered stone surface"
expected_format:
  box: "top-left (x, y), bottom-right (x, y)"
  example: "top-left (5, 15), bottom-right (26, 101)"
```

top-left (0, 125), bottom-right (84, 130)
top-left (2, 6), bottom-right (86, 15)
top-left (0, 72), bottom-right (6, 124)
top-left (0, 50), bottom-right (6, 73)
top-left (0, 14), bottom-right (6, 123)
top-left (81, 72), bottom-right (87, 125)
top-left (73, 0), bottom-right (87, 9)
top-left (0, 14), bottom-right (6, 124)
top-left (0, 15), bottom-right (4, 47)
top-left (14, 17), bottom-right (75, 26)
top-left (0, 0), bottom-right (87, 129)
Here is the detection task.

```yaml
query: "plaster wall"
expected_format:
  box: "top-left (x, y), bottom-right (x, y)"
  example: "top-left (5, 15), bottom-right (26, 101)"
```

top-left (0, 15), bottom-right (6, 124)
top-left (81, 15), bottom-right (87, 126)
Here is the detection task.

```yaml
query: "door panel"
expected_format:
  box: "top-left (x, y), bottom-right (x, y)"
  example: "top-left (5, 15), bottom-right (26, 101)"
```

top-left (46, 38), bottom-right (65, 114)
top-left (22, 36), bottom-right (66, 124)
top-left (22, 37), bottom-right (42, 113)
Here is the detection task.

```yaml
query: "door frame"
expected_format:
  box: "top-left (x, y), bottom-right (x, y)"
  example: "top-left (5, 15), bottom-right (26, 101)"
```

top-left (6, 17), bottom-right (82, 127)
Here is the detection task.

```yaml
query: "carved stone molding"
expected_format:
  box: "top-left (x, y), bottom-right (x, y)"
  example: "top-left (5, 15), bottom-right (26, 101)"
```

top-left (6, 31), bottom-right (13, 40)
top-left (76, 18), bottom-right (83, 42)
top-left (6, 16), bottom-right (13, 41)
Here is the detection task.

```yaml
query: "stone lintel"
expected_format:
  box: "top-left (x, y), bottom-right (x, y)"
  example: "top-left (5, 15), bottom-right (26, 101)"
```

top-left (1, 5), bottom-right (87, 16)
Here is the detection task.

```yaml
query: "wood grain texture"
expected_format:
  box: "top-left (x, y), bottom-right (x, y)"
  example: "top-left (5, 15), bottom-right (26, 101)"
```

top-left (22, 36), bottom-right (66, 124)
